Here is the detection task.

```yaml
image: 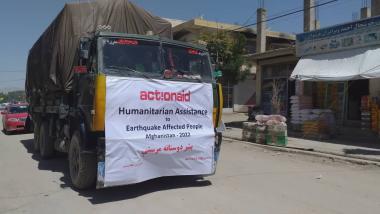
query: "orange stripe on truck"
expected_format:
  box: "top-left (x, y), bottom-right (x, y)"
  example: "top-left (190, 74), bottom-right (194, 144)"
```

top-left (93, 74), bottom-right (106, 131)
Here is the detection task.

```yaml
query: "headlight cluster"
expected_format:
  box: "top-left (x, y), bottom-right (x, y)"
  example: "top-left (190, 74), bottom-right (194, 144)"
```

top-left (7, 118), bottom-right (19, 122)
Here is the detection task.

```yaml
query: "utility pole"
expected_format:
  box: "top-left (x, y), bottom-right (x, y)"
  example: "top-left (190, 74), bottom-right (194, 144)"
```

top-left (360, 0), bottom-right (371, 19)
top-left (255, 4), bottom-right (267, 106)
top-left (372, 0), bottom-right (380, 16)
top-left (256, 7), bottom-right (267, 53)
top-left (304, 0), bottom-right (318, 32)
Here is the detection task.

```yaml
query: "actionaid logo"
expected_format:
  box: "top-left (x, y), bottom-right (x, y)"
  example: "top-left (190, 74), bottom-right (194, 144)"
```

top-left (140, 90), bottom-right (191, 102)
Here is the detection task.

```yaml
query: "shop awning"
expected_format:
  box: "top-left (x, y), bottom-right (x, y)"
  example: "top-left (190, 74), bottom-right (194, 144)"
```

top-left (291, 46), bottom-right (380, 81)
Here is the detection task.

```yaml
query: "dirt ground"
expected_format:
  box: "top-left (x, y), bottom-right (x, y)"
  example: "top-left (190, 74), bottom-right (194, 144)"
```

top-left (1, 127), bottom-right (380, 214)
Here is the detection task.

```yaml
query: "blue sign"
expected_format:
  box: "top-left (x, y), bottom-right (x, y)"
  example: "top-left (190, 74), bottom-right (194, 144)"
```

top-left (296, 15), bottom-right (380, 56)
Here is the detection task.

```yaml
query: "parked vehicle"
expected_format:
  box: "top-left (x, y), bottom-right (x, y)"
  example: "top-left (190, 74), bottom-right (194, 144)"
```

top-left (0, 103), bottom-right (7, 113)
top-left (26, 0), bottom-right (223, 189)
top-left (1, 103), bottom-right (29, 134)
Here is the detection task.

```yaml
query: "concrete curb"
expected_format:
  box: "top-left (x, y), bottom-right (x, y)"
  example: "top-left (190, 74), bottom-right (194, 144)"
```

top-left (223, 136), bottom-right (380, 167)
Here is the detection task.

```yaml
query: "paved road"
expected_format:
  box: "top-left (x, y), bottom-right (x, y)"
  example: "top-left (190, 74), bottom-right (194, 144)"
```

top-left (1, 127), bottom-right (380, 214)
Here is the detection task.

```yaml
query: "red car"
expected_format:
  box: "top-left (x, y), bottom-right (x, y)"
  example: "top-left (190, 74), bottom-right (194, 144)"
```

top-left (2, 104), bottom-right (29, 134)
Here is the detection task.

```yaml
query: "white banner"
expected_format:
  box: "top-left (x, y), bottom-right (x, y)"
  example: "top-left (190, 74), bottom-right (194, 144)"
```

top-left (102, 76), bottom-right (215, 187)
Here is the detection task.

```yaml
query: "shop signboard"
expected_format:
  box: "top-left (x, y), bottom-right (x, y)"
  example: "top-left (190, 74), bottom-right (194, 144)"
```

top-left (296, 15), bottom-right (380, 57)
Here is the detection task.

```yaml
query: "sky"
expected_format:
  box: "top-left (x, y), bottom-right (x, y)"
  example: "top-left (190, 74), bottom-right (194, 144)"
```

top-left (0, 0), bottom-right (363, 91)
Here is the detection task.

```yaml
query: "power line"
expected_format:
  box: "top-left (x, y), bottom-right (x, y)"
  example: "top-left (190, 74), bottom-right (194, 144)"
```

top-left (231, 0), bottom-right (338, 31)
top-left (0, 78), bottom-right (25, 83)
top-left (236, 0), bottom-right (263, 28)
top-left (268, 0), bottom-right (345, 27)
top-left (263, 5), bottom-right (305, 29)
top-left (0, 70), bottom-right (25, 73)
top-left (252, 4), bottom-right (305, 31)
top-left (240, 11), bottom-right (257, 27)
top-left (267, 5), bottom-right (304, 21)
top-left (258, 0), bottom-right (265, 8)
top-left (268, 12), bottom-right (304, 29)
top-left (226, 2), bottom-right (301, 31)
top-left (270, 0), bottom-right (355, 22)
top-left (227, 0), bottom-right (338, 32)
top-left (316, 0), bottom-right (320, 20)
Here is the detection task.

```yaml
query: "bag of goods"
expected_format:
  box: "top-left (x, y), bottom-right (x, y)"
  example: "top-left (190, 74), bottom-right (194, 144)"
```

top-left (319, 112), bottom-right (336, 136)
top-left (266, 123), bottom-right (288, 146)
top-left (255, 125), bottom-right (266, 144)
top-left (269, 115), bottom-right (287, 123)
top-left (242, 122), bottom-right (257, 142)
top-left (255, 115), bottom-right (269, 124)
top-left (266, 119), bottom-right (279, 126)
top-left (361, 96), bottom-right (370, 111)
top-left (242, 130), bottom-right (255, 142)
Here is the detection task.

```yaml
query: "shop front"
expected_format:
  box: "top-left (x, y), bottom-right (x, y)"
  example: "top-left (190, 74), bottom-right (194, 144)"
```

top-left (251, 47), bottom-right (298, 118)
top-left (290, 15), bottom-right (380, 138)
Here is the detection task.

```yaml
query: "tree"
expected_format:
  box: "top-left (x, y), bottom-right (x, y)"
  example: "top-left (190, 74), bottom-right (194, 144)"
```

top-left (0, 90), bottom-right (26, 103)
top-left (0, 92), bottom-right (6, 103)
top-left (271, 80), bottom-right (282, 114)
top-left (7, 90), bottom-right (26, 102)
top-left (200, 31), bottom-right (251, 85)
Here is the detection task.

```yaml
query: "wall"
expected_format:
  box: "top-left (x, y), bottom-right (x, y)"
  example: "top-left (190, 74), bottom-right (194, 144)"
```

top-left (260, 63), bottom-right (295, 116)
top-left (233, 74), bottom-right (256, 112)
top-left (255, 54), bottom-right (298, 110)
top-left (176, 29), bottom-right (201, 42)
top-left (369, 78), bottom-right (380, 97)
top-left (369, 0), bottom-right (380, 99)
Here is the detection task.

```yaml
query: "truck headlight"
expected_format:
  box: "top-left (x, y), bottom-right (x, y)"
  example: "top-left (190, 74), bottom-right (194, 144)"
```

top-left (7, 118), bottom-right (19, 122)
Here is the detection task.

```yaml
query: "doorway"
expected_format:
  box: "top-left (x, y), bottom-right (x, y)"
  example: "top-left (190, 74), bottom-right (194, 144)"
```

top-left (347, 79), bottom-right (369, 120)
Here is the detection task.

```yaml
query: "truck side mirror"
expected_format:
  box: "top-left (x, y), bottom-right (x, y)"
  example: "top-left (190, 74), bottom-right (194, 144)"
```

top-left (80, 37), bottom-right (91, 59)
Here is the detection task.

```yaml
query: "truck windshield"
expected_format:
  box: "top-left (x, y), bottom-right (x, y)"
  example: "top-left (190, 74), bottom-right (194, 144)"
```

top-left (100, 37), bottom-right (212, 82)
top-left (101, 38), bottom-right (161, 75)
top-left (162, 44), bottom-right (212, 82)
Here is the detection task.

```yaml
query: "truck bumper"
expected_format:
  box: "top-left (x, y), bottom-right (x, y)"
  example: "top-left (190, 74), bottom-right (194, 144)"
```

top-left (95, 132), bottom-right (222, 189)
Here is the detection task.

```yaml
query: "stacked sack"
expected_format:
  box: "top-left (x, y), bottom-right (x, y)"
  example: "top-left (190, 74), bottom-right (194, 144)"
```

top-left (242, 118), bottom-right (267, 144)
top-left (253, 115), bottom-right (270, 144)
top-left (302, 109), bottom-right (334, 139)
top-left (361, 96), bottom-right (371, 130)
top-left (256, 115), bottom-right (288, 146)
top-left (242, 122), bottom-right (258, 143)
top-left (290, 96), bottom-right (312, 130)
top-left (241, 115), bottom-right (288, 146)
top-left (371, 98), bottom-right (379, 132)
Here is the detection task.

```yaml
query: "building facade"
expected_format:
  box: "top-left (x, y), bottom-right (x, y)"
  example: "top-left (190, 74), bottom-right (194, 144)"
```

top-left (166, 17), bottom-right (295, 112)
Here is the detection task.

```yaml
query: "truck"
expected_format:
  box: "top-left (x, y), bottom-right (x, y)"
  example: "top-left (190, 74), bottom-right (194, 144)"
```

top-left (26, 0), bottom-right (223, 189)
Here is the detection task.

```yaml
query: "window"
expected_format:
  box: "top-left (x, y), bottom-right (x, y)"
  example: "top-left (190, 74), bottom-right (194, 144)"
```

top-left (162, 44), bottom-right (212, 81)
top-left (101, 38), bottom-right (161, 75)
top-left (9, 106), bottom-right (28, 114)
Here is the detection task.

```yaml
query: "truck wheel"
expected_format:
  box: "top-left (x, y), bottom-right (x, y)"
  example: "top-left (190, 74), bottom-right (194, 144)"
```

top-left (33, 123), bottom-right (40, 153)
top-left (26, 116), bottom-right (34, 133)
top-left (69, 131), bottom-right (96, 189)
top-left (39, 121), bottom-right (54, 159)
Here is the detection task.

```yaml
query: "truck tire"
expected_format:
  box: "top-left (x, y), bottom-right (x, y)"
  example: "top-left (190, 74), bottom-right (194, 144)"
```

top-left (39, 121), bottom-right (54, 159)
top-left (25, 116), bottom-right (34, 133)
top-left (33, 123), bottom-right (40, 153)
top-left (69, 131), bottom-right (96, 189)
